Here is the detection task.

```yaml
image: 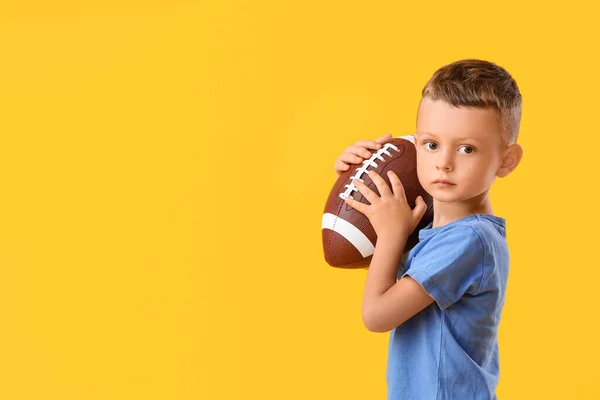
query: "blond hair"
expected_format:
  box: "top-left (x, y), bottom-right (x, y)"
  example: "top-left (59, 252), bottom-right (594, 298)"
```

top-left (421, 59), bottom-right (522, 146)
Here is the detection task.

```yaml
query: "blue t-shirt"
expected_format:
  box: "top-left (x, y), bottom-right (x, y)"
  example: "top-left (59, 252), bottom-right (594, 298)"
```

top-left (386, 214), bottom-right (509, 400)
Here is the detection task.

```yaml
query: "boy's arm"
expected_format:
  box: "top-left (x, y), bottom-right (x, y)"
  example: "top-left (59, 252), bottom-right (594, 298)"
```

top-left (362, 233), bottom-right (434, 333)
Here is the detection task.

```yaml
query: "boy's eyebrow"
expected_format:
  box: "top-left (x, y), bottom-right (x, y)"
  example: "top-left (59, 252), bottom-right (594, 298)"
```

top-left (417, 131), bottom-right (483, 143)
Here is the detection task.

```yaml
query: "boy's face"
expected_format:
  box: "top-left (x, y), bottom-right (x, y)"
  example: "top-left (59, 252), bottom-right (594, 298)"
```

top-left (414, 97), bottom-right (506, 205)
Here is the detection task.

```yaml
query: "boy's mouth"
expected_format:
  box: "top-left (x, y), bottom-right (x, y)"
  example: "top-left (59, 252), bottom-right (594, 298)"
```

top-left (433, 179), bottom-right (454, 185)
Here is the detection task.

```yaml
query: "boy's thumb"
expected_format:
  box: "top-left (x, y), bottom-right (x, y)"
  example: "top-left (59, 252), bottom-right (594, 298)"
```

top-left (414, 196), bottom-right (428, 218)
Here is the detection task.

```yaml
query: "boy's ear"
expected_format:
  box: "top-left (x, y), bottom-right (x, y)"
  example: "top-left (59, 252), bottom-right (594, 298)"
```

top-left (497, 143), bottom-right (523, 178)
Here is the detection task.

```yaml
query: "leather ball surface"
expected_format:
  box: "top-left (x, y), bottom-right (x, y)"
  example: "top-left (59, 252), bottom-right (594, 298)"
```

top-left (322, 136), bottom-right (434, 268)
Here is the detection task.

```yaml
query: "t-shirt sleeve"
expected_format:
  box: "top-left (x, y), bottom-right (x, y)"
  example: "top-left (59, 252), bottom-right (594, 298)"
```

top-left (401, 225), bottom-right (484, 310)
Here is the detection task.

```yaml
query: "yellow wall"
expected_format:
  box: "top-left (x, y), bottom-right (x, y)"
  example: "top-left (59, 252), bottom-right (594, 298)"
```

top-left (1, 1), bottom-right (598, 399)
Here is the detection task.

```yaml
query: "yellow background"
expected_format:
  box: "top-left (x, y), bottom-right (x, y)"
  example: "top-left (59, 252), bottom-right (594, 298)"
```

top-left (0, 1), bottom-right (598, 399)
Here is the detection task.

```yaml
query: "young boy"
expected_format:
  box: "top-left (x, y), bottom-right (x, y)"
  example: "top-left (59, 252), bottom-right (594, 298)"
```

top-left (334, 59), bottom-right (523, 399)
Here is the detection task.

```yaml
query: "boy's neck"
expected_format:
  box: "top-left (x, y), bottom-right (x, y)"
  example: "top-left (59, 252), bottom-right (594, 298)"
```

top-left (431, 191), bottom-right (494, 229)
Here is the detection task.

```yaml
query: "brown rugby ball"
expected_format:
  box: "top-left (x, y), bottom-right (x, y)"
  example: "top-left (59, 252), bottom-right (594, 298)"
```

top-left (322, 135), bottom-right (434, 268)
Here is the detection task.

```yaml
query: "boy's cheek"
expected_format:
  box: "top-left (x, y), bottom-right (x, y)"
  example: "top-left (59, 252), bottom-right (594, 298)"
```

top-left (416, 162), bottom-right (427, 179)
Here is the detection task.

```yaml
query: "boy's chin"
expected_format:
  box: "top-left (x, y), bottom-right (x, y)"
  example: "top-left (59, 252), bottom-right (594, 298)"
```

top-left (430, 193), bottom-right (460, 203)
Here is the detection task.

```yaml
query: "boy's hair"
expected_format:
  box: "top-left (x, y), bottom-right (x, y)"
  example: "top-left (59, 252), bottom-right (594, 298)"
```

top-left (421, 59), bottom-right (522, 147)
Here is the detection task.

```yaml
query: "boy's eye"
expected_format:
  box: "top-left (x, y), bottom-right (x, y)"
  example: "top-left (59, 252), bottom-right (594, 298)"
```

top-left (458, 146), bottom-right (476, 155)
top-left (424, 142), bottom-right (438, 150)
top-left (423, 142), bottom-right (475, 154)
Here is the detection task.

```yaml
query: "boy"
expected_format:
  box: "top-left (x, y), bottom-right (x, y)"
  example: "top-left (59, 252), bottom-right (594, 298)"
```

top-left (334, 59), bottom-right (523, 399)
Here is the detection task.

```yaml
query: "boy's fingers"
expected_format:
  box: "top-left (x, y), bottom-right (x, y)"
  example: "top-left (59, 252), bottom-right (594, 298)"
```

top-left (363, 171), bottom-right (392, 198)
top-left (344, 197), bottom-right (366, 214)
top-left (413, 196), bottom-right (428, 220)
top-left (345, 134), bottom-right (393, 157)
top-left (351, 140), bottom-right (382, 153)
top-left (345, 145), bottom-right (375, 159)
top-left (387, 171), bottom-right (406, 200)
top-left (336, 134), bottom-right (395, 176)
top-left (339, 151), bottom-right (366, 164)
top-left (333, 161), bottom-right (351, 174)
top-left (375, 133), bottom-right (393, 144)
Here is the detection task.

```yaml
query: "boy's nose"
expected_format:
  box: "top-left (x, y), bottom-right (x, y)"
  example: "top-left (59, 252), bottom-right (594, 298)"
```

top-left (435, 151), bottom-right (454, 171)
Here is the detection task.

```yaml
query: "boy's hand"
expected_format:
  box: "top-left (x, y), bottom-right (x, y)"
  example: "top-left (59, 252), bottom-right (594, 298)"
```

top-left (344, 170), bottom-right (428, 239)
top-left (333, 133), bottom-right (394, 178)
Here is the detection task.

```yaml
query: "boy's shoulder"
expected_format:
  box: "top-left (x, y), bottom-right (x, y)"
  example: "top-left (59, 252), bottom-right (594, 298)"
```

top-left (405, 214), bottom-right (507, 267)
top-left (400, 214), bottom-right (509, 309)
top-left (418, 214), bottom-right (506, 246)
